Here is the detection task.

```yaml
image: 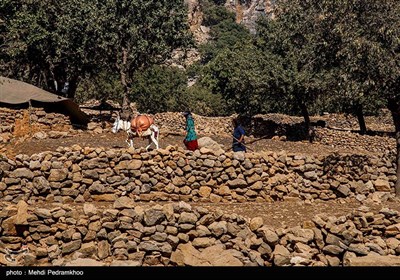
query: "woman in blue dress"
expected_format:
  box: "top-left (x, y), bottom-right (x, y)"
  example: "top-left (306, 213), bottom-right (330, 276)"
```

top-left (182, 111), bottom-right (198, 151)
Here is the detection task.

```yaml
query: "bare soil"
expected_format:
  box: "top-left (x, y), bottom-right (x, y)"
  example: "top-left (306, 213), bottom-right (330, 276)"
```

top-left (5, 131), bottom-right (366, 157)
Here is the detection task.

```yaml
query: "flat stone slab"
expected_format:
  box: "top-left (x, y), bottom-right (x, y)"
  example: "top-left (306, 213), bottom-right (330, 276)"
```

top-left (345, 254), bottom-right (400, 266)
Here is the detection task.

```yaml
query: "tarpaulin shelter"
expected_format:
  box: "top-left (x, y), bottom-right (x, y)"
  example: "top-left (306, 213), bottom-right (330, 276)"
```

top-left (0, 76), bottom-right (88, 126)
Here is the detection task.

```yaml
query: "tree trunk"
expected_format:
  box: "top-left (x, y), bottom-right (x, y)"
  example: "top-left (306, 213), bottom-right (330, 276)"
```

top-left (300, 102), bottom-right (310, 128)
top-left (119, 47), bottom-right (132, 120)
top-left (299, 102), bottom-right (312, 142)
top-left (388, 98), bottom-right (400, 197)
top-left (355, 103), bottom-right (367, 135)
top-left (67, 76), bottom-right (79, 100)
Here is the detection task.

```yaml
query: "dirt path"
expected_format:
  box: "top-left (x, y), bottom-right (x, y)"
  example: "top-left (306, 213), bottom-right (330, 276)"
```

top-left (28, 198), bottom-right (400, 229)
top-left (4, 131), bottom-right (371, 158)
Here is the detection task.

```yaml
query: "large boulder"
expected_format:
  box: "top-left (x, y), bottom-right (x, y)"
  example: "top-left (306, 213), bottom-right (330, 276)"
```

top-left (197, 137), bottom-right (225, 155)
top-left (171, 243), bottom-right (243, 266)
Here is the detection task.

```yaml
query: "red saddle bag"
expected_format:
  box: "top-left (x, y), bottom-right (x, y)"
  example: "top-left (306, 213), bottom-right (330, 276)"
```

top-left (131, 115), bottom-right (154, 136)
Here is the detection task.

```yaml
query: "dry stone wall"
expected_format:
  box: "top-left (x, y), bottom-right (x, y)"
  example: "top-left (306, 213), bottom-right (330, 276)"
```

top-left (1, 200), bottom-right (400, 266)
top-left (153, 112), bottom-right (233, 136)
top-left (0, 108), bottom-right (235, 142)
top-left (0, 146), bottom-right (396, 204)
top-left (0, 108), bottom-right (75, 143)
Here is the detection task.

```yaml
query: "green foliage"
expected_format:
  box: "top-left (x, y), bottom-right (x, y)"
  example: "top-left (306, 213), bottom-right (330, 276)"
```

top-left (199, 1), bottom-right (251, 63)
top-left (201, 0), bottom-right (399, 121)
top-left (201, 2), bottom-right (235, 26)
top-left (0, 0), bottom-right (110, 96)
top-left (326, 0), bottom-right (400, 109)
top-left (102, 1), bottom-right (193, 94)
top-left (208, 20), bottom-right (251, 57)
top-left (0, 0), bottom-right (193, 101)
top-left (182, 85), bottom-right (231, 116)
top-left (2, 0), bottom-right (397, 122)
top-left (129, 65), bottom-right (188, 114)
top-left (129, 64), bottom-right (230, 116)
top-left (255, 0), bottom-right (335, 121)
top-left (74, 72), bottom-right (123, 104)
top-left (186, 62), bottom-right (202, 80)
top-left (208, 0), bottom-right (226, 6)
top-left (253, 0), bottom-right (400, 123)
top-left (201, 42), bottom-right (285, 116)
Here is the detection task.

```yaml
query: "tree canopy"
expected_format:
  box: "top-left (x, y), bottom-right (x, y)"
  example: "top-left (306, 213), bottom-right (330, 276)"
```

top-left (0, 0), bottom-right (109, 97)
top-left (100, 0), bottom-right (193, 111)
top-left (202, 42), bottom-right (284, 116)
top-left (0, 0), bottom-right (193, 104)
top-left (199, 0), bottom-right (251, 64)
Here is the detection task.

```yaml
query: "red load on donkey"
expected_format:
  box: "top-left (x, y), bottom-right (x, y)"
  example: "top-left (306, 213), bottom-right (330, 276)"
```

top-left (130, 115), bottom-right (154, 136)
top-left (112, 113), bottom-right (159, 150)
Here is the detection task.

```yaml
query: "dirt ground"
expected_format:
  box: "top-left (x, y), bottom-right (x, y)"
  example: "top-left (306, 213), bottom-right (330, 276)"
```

top-left (29, 198), bottom-right (400, 229)
top-left (3, 129), bottom-right (400, 229)
top-left (5, 130), bottom-right (366, 157)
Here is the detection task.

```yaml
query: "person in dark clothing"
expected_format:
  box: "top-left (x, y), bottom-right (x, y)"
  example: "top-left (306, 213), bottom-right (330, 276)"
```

top-left (232, 118), bottom-right (246, 152)
top-left (182, 111), bottom-right (199, 151)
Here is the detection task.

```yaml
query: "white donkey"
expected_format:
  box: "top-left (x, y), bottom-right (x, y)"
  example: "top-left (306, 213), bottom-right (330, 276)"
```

top-left (111, 113), bottom-right (159, 150)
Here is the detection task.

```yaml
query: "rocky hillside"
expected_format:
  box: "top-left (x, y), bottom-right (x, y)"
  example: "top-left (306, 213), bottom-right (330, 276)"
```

top-left (226, 0), bottom-right (274, 33)
top-left (169, 1), bottom-right (273, 70)
top-left (185, 0), bottom-right (274, 43)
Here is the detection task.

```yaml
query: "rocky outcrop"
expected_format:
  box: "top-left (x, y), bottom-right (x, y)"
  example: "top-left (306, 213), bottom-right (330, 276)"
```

top-left (184, 0), bottom-right (275, 42)
top-left (185, 0), bottom-right (210, 44)
top-left (225, 0), bottom-right (275, 34)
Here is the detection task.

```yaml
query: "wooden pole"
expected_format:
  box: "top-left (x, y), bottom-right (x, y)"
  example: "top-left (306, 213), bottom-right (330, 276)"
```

top-left (28, 100), bottom-right (32, 136)
top-left (232, 135), bottom-right (253, 152)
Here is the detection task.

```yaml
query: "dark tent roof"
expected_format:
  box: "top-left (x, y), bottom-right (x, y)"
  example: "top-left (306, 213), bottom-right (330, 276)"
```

top-left (0, 76), bottom-right (88, 125)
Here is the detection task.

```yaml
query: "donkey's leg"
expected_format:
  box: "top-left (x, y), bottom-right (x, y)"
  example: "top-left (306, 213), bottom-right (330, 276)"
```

top-left (126, 138), bottom-right (131, 147)
top-left (153, 127), bottom-right (159, 149)
top-left (126, 131), bottom-right (135, 148)
top-left (150, 131), bottom-right (159, 150)
top-left (145, 136), bottom-right (152, 151)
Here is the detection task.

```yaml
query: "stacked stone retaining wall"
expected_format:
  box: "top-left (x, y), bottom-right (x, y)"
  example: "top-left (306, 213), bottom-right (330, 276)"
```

top-left (1, 200), bottom-right (400, 266)
top-left (0, 146), bottom-right (396, 204)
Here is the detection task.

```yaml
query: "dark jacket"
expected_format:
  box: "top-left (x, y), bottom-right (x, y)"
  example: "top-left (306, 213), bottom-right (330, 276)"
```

top-left (232, 125), bottom-right (246, 152)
